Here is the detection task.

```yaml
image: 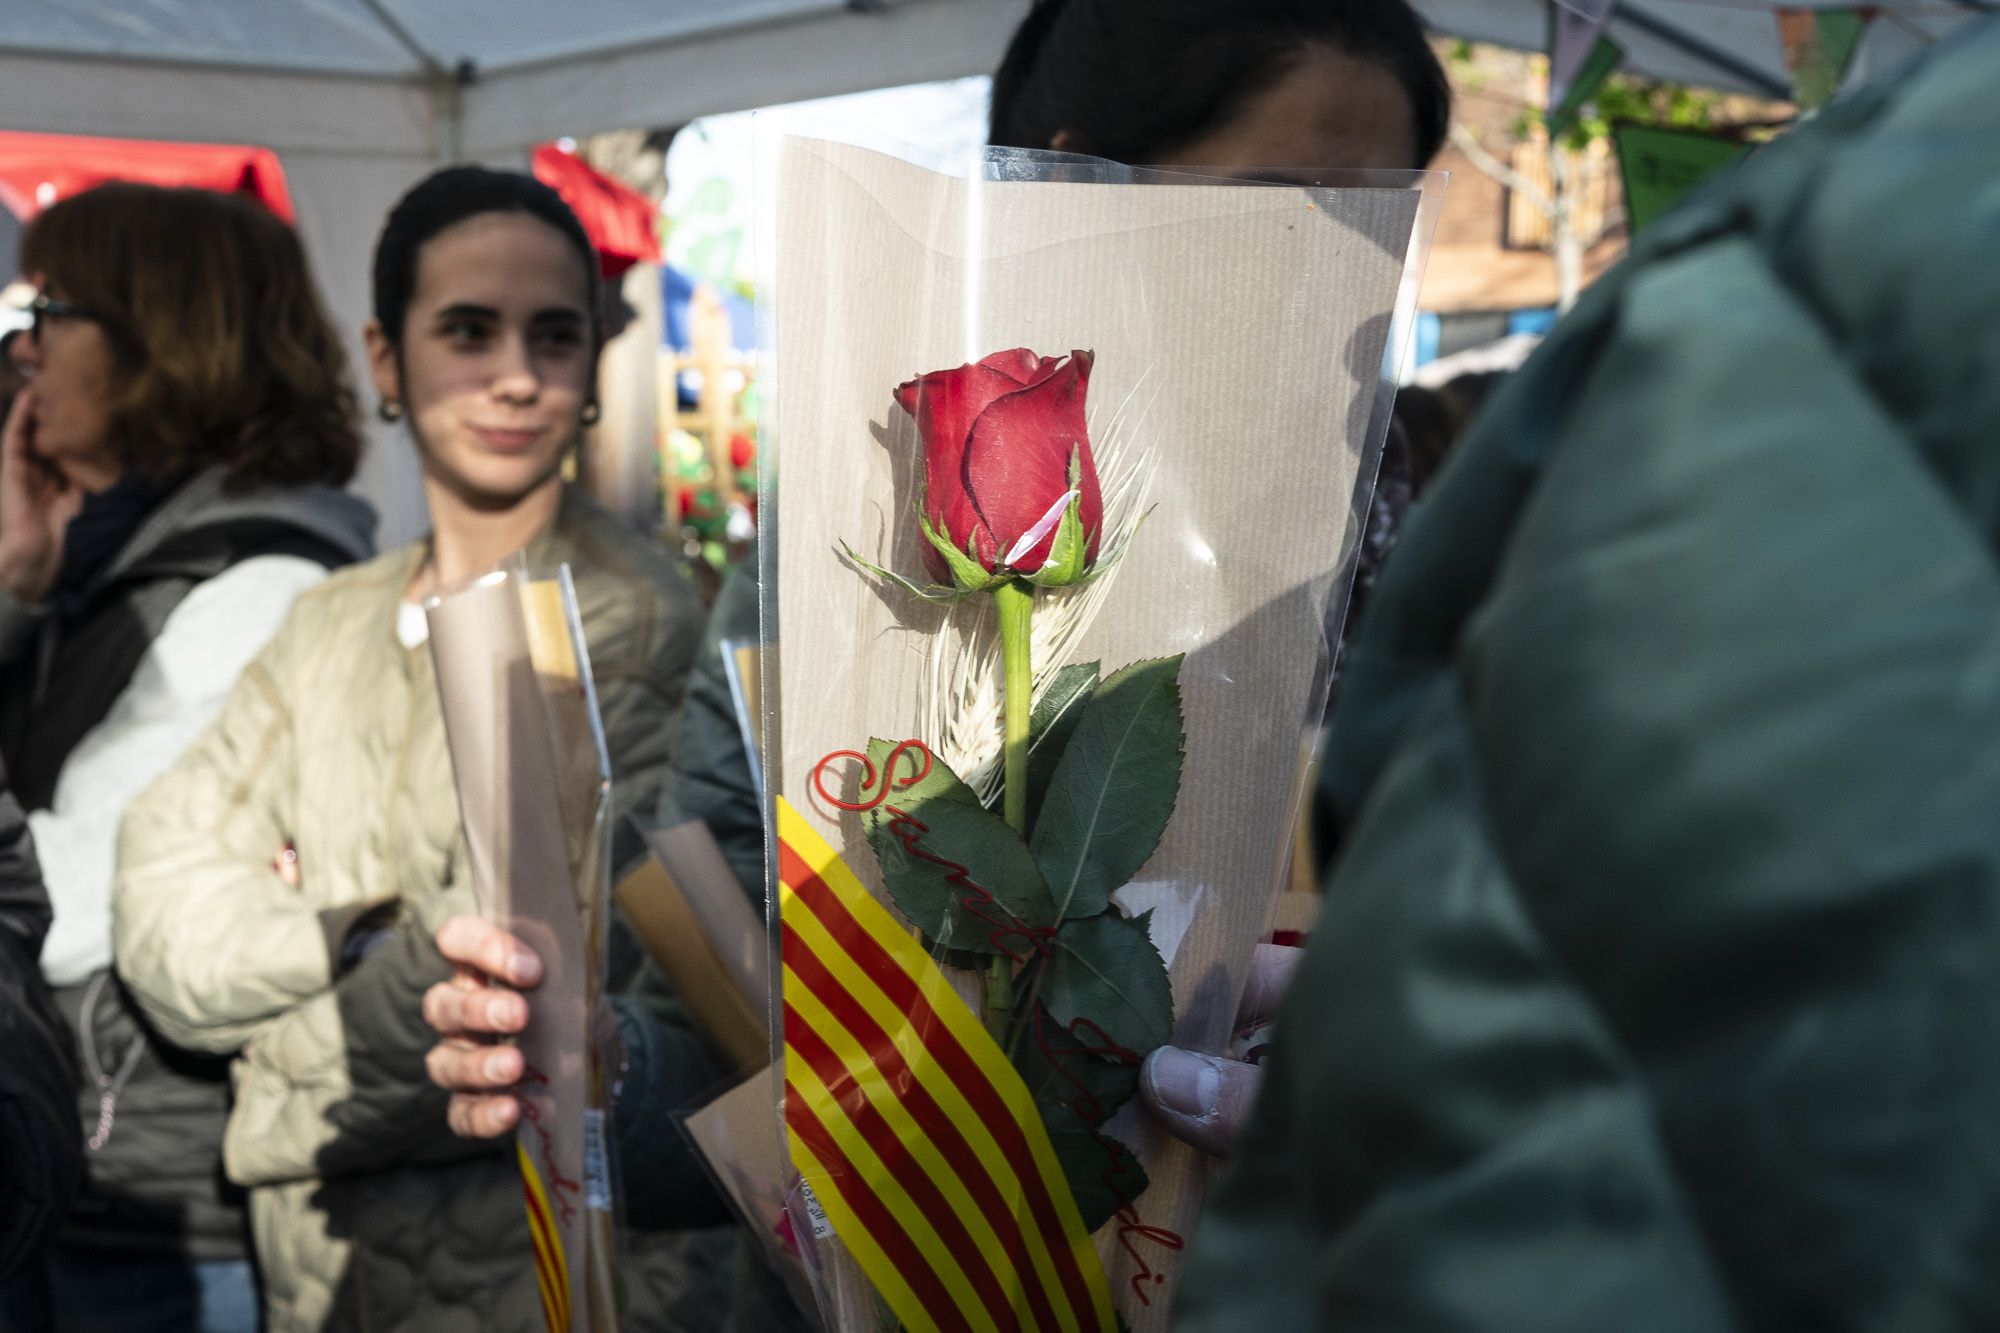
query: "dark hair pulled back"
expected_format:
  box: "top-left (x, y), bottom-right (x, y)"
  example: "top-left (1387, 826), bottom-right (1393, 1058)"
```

top-left (990, 0), bottom-right (1451, 169)
top-left (371, 165), bottom-right (601, 350)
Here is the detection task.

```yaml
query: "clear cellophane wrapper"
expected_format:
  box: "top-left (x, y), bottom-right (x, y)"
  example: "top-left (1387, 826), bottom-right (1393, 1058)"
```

top-left (426, 558), bottom-right (623, 1332)
top-left (755, 135), bottom-right (1441, 1330)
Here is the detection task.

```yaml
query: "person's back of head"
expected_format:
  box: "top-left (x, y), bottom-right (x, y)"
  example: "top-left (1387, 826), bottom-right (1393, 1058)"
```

top-left (20, 183), bottom-right (360, 495)
top-left (989, 0), bottom-right (1451, 171)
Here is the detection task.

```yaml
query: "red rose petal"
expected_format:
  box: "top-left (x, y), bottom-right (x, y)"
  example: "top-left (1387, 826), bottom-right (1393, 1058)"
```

top-left (976, 348), bottom-right (1052, 385)
top-left (895, 361), bottom-right (1027, 575)
top-left (961, 351), bottom-right (1103, 573)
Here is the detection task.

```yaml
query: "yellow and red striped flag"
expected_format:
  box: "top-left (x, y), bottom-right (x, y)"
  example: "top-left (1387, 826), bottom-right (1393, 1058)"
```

top-left (518, 1142), bottom-right (574, 1333)
top-left (777, 798), bottom-right (1118, 1333)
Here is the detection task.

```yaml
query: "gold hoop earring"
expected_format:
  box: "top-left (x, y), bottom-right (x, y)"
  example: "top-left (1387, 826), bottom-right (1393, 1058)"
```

top-left (580, 401), bottom-right (601, 426)
top-left (377, 399), bottom-right (403, 423)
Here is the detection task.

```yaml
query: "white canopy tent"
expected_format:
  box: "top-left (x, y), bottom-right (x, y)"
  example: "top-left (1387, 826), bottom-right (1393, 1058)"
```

top-left (1, 0), bottom-right (1983, 541)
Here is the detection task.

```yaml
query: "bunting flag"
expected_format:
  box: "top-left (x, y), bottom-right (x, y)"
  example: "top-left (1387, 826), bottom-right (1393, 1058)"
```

top-left (777, 798), bottom-right (1118, 1333)
top-left (1549, 0), bottom-right (1619, 115)
top-left (1776, 7), bottom-right (1873, 110)
top-left (1614, 124), bottom-right (1753, 234)
top-left (519, 1143), bottom-right (575, 1333)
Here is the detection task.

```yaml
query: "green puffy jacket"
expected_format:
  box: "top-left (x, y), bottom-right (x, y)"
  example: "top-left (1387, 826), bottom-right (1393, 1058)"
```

top-left (1179, 21), bottom-right (2000, 1331)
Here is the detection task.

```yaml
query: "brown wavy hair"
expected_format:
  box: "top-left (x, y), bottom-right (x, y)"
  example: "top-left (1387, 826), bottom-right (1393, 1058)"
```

top-left (21, 183), bottom-right (362, 491)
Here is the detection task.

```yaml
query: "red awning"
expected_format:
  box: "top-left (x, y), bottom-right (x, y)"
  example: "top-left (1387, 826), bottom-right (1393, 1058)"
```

top-left (0, 130), bottom-right (294, 222)
top-left (532, 144), bottom-right (662, 279)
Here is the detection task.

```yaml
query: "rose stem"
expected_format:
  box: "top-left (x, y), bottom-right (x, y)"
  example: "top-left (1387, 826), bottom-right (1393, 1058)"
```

top-left (987, 575), bottom-right (1037, 1029)
top-left (994, 577), bottom-right (1035, 837)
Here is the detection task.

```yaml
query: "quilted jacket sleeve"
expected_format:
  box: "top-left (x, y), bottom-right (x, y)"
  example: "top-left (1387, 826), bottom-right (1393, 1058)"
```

top-left (114, 614), bottom-right (333, 1054)
top-left (224, 914), bottom-right (474, 1187)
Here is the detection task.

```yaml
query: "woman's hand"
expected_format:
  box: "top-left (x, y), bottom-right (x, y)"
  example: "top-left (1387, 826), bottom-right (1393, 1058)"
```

top-left (421, 914), bottom-right (544, 1138)
top-left (0, 390), bottom-right (83, 607)
top-left (1139, 942), bottom-right (1301, 1157)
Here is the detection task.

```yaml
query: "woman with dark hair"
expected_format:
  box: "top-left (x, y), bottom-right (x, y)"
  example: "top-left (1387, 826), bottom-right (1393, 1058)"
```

top-left (113, 167), bottom-right (717, 1332)
top-left (990, 0), bottom-right (1451, 173)
top-left (0, 182), bottom-right (374, 1332)
top-left (989, 0), bottom-right (1458, 1153)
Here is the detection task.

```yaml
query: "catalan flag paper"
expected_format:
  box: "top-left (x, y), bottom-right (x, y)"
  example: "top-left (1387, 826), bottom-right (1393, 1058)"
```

top-left (777, 799), bottom-right (1118, 1333)
top-left (519, 1142), bottom-right (574, 1333)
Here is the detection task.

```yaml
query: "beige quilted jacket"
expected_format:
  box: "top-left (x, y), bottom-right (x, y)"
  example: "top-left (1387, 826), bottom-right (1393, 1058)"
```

top-left (114, 488), bottom-right (714, 1331)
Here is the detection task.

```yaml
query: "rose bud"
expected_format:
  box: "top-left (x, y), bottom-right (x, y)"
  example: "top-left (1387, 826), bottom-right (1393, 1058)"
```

top-left (893, 349), bottom-right (1105, 590)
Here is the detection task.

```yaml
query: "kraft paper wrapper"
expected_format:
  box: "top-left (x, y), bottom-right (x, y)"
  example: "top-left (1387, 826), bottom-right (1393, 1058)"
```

top-left (764, 137), bottom-right (1424, 1326)
top-left (621, 825), bottom-right (770, 1072)
top-left (427, 566), bottom-right (619, 1333)
top-left (682, 1065), bottom-right (829, 1331)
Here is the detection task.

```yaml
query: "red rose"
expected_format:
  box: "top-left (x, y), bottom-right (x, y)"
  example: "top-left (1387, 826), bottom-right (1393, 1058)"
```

top-left (894, 349), bottom-right (1104, 588)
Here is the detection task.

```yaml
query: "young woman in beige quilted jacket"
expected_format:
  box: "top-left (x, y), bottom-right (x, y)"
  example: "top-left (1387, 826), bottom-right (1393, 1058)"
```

top-left (113, 168), bottom-right (726, 1333)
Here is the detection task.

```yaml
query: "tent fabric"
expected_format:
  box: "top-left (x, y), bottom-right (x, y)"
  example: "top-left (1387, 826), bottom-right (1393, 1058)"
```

top-left (0, 130), bottom-right (294, 221)
top-left (2, 1), bottom-right (1971, 107)
top-left (531, 144), bottom-right (660, 278)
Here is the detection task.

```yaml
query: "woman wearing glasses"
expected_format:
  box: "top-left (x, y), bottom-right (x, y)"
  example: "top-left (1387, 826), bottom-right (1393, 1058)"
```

top-left (0, 183), bottom-right (374, 1332)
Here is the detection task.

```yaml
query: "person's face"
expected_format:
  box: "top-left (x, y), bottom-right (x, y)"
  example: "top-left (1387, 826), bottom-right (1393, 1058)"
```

top-left (366, 212), bottom-right (595, 511)
top-left (12, 292), bottom-right (118, 475)
top-left (1153, 45), bottom-right (1421, 176)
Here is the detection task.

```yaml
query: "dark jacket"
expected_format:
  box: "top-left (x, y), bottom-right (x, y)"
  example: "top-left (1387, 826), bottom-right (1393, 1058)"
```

top-left (1179, 22), bottom-right (2000, 1331)
top-left (0, 467), bottom-right (375, 1263)
top-left (0, 468), bottom-right (375, 809)
top-left (0, 760), bottom-right (81, 1282)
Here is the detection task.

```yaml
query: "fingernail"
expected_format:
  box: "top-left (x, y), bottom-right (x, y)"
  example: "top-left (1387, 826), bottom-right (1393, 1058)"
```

top-left (1145, 1048), bottom-right (1223, 1121)
top-left (511, 948), bottom-right (542, 984)
top-left (486, 1051), bottom-right (514, 1081)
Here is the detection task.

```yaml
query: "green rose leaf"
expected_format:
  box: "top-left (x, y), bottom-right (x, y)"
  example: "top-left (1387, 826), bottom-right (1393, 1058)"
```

top-left (1041, 912), bottom-right (1173, 1059)
top-left (1013, 1006), bottom-right (1141, 1124)
top-left (1031, 656), bottom-right (1186, 920)
top-left (1042, 1120), bottom-right (1149, 1234)
top-left (862, 737), bottom-right (979, 810)
top-left (867, 794), bottom-right (1056, 956)
top-left (1026, 662), bottom-right (1099, 827)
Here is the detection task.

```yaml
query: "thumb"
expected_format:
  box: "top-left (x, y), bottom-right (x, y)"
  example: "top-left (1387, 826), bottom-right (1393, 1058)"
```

top-left (1140, 1047), bottom-right (1262, 1158)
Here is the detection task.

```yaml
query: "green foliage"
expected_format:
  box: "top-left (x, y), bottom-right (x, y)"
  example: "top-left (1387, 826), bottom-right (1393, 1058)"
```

top-left (1539, 72), bottom-right (1729, 150)
top-left (1042, 1121), bottom-right (1148, 1234)
top-left (867, 752), bottom-right (1056, 954)
top-left (1444, 38), bottom-right (1729, 152)
top-left (1014, 1012), bottom-right (1142, 1125)
top-left (1041, 913), bottom-right (1174, 1059)
top-left (1025, 662), bottom-right (1100, 827)
top-left (1030, 656), bottom-right (1186, 920)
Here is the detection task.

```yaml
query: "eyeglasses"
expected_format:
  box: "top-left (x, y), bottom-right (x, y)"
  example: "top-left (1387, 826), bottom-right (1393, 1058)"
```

top-left (28, 292), bottom-right (101, 340)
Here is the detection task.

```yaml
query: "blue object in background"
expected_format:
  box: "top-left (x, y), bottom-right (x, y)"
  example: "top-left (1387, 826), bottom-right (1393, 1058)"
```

top-left (662, 265), bottom-right (756, 409)
top-left (662, 265), bottom-right (755, 351)
top-left (1507, 306), bottom-right (1558, 338)
top-left (1414, 312), bottom-right (1442, 368)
